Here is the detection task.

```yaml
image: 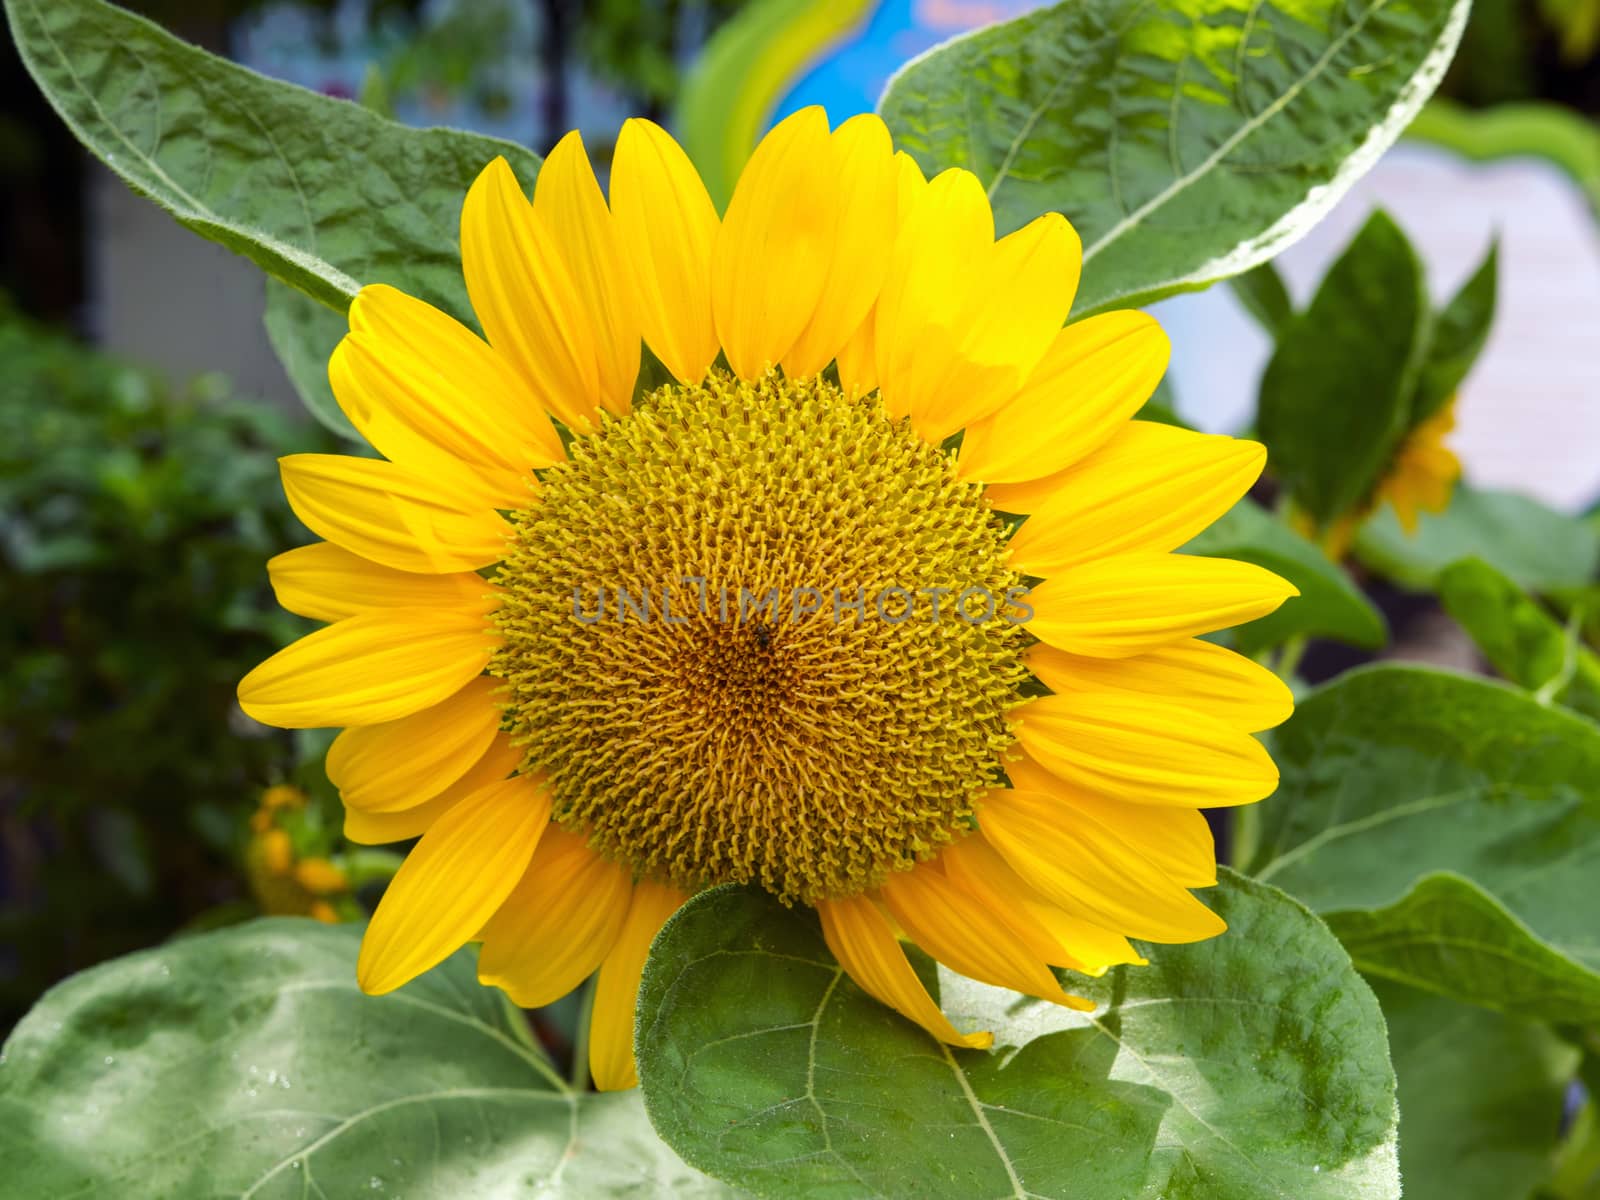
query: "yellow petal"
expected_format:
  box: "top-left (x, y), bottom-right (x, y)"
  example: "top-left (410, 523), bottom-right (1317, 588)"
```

top-left (610, 118), bottom-right (720, 384)
top-left (834, 308), bottom-right (878, 395)
top-left (238, 607), bottom-right (494, 729)
top-left (343, 788), bottom-right (456, 846)
top-left (918, 213), bottom-right (1082, 441)
top-left (357, 773), bottom-right (551, 994)
top-left (478, 827), bottom-right (633, 1008)
top-left (1007, 424), bottom-right (1266, 571)
top-left (279, 453), bottom-right (510, 574)
top-left (781, 113), bottom-right (897, 378)
top-left (327, 676), bottom-right (503, 812)
top-left (833, 152), bottom-right (926, 397)
top-left (332, 338), bottom-right (515, 510)
top-left (534, 132), bottom-right (640, 417)
top-left (1026, 552), bottom-right (1298, 658)
top-left (712, 107), bottom-right (837, 378)
top-left (1004, 751), bottom-right (1217, 888)
top-left (1027, 637), bottom-right (1294, 733)
top-left (267, 542), bottom-right (491, 624)
top-left (342, 735), bottom-right (521, 846)
top-left (874, 167), bottom-right (994, 424)
top-left (979, 788), bottom-right (1226, 943)
top-left (1022, 902), bottom-right (1147, 974)
top-left (878, 865), bottom-right (1093, 1010)
top-left (962, 311), bottom-right (1171, 488)
top-left (1012, 692), bottom-right (1279, 809)
top-left (343, 283), bottom-right (563, 470)
top-left (815, 893), bottom-right (992, 1049)
top-left (590, 880), bottom-right (687, 1091)
top-left (939, 836), bottom-right (1143, 973)
top-left (461, 156), bottom-right (603, 432)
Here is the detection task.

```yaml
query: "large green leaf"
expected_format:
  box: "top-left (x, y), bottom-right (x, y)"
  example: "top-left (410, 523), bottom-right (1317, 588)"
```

top-left (1248, 665), bottom-right (1600, 1024)
top-left (1355, 485), bottom-right (1600, 592)
top-left (879, 0), bottom-right (1470, 316)
top-left (637, 872), bottom-right (1399, 1200)
top-left (4, 0), bottom-right (540, 366)
top-left (1257, 212), bottom-right (1428, 526)
top-left (1374, 977), bottom-right (1576, 1200)
top-left (0, 919), bottom-right (730, 1199)
top-left (1439, 556), bottom-right (1600, 720)
top-left (1183, 498), bottom-right (1387, 652)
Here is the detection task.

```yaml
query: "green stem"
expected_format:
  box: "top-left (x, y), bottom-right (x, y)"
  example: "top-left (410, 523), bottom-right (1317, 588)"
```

top-left (1231, 803), bottom-right (1261, 872)
top-left (1275, 635), bottom-right (1309, 682)
top-left (1548, 1097), bottom-right (1600, 1199)
top-left (569, 976), bottom-right (596, 1091)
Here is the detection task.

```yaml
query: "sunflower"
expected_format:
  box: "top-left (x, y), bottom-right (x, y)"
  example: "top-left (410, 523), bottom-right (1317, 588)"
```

top-left (238, 107), bottom-right (1296, 1089)
top-left (244, 785), bottom-right (349, 924)
top-left (1302, 399), bottom-right (1462, 558)
top-left (1380, 400), bottom-right (1461, 532)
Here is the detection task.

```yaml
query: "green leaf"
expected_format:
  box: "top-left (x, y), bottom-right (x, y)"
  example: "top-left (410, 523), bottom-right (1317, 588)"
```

top-left (262, 281), bottom-right (360, 442)
top-left (1551, 584), bottom-right (1600, 653)
top-left (1249, 665), bottom-right (1600, 1024)
top-left (5, 0), bottom-right (539, 320)
top-left (1374, 977), bottom-right (1577, 1200)
top-left (1257, 212), bottom-right (1429, 526)
top-left (0, 919), bottom-right (731, 1198)
top-left (1439, 556), bottom-right (1600, 720)
top-left (1183, 499), bottom-right (1387, 652)
top-left (1229, 261), bottom-right (1295, 336)
top-left (1355, 485), bottom-right (1600, 592)
top-left (879, 0), bottom-right (1470, 316)
top-left (1414, 241), bottom-right (1498, 421)
top-left (637, 872), bottom-right (1399, 1200)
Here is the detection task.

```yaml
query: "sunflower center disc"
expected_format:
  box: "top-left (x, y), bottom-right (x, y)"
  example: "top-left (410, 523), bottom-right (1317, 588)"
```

top-left (490, 369), bottom-right (1027, 903)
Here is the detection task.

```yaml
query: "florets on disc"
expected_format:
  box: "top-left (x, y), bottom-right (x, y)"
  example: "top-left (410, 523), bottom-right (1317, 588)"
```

top-left (490, 369), bottom-right (1027, 903)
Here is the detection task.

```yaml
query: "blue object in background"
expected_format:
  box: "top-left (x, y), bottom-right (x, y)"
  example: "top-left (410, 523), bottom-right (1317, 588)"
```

top-left (771, 0), bottom-right (1045, 124)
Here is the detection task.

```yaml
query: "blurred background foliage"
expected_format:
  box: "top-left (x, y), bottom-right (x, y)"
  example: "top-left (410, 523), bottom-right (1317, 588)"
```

top-left (0, 298), bottom-right (341, 1026)
top-left (0, 0), bottom-right (1596, 1039)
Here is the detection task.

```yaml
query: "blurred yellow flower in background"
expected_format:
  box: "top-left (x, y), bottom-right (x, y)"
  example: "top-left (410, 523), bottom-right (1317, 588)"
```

top-left (245, 784), bottom-right (351, 924)
top-left (1300, 398), bottom-right (1463, 560)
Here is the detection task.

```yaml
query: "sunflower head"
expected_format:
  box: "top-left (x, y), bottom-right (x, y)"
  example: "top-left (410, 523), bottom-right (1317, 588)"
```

top-left (492, 366), bottom-right (1027, 903)
top-left (239, 106), bottom-right (1296, 1090)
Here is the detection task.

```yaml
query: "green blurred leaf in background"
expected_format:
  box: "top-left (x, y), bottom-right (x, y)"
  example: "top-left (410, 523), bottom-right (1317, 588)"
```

top-left (1440, 556), bottom-right (1600, 720)
top-left (1357, 485), bottom-right (1600, 592)
top-left (1376, 977), bottom-right (1579, 1200)
top-left (1257, 212), bottom-right (1430, 529)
